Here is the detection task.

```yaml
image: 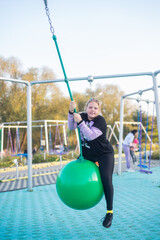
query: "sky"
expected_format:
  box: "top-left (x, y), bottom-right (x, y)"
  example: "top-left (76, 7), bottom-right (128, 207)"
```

top-left (0, 0), bottom-right (160, 114)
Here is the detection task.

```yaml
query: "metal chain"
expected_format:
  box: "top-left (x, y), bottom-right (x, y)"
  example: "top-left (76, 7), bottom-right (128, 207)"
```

top-left (43, 0), bottom-right (55, 35)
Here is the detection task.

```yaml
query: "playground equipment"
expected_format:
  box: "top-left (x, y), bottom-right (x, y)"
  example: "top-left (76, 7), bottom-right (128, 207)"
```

top-left (43, 0), bottom-right (105, 209)
top-left (118, 89), bottom-right (158, 175)
top-left (36, 120), bottom-right (79, 154)
top-left (32, 120), bottom-right (70, 154)
top-left (0, 120), bottom-right (79, 158)
top-left (56, 159), bottom-right (104, 210)
top-left (1, 123), bottom-right (27, 158)
top-left (136, 97), bottom-right (155, 173)
top-left (109, 121), bottom-right (151, 143)
top-left (7, 127), bottom-right (21, 154)
top-left (1, 73), bottom-right (160, 189)
top-left (0, 127), bottom-right (1, 152)
top-left (0, 0), bottom-right (160, 190)
top-left (52, 124), bottom-right (68, 154)
top-left (40, 125), bottom-right (45, 151)
top-left (106, 125), bottom-right (119, 144)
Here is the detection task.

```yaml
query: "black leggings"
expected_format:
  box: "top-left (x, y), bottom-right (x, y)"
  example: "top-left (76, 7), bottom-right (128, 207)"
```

top-left (90, 152), bottom-right (114, 210)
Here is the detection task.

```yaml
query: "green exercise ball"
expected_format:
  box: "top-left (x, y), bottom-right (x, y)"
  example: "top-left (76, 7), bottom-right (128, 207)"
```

top-left (56, 159), bottom-right (104, 210)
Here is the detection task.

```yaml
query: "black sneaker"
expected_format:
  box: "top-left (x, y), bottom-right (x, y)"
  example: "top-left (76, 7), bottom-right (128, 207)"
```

top-left (102, 213), bottom-right (113, 228)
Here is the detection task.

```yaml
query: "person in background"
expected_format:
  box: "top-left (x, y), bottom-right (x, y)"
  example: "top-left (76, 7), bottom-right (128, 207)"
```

top-left (122, 129), bottom-right (138, 172)
top-left (130, 138), bottom-right (139, 164)
top-left (32, 147), bottom-right (37, 156)
top-left (68, 98), bottom-right (114, 228)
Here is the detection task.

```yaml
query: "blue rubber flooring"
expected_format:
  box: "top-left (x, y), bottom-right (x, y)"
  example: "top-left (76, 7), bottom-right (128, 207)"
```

top-left (0, 167), bottom-right (160, 240)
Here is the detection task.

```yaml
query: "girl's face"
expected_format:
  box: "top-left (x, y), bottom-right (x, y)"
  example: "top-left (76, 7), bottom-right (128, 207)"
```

top-left (86, 101), bottom-right (100, 120)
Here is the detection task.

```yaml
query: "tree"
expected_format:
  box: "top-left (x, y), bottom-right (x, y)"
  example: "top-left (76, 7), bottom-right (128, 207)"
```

top-left (91, 84), bottom-right (134, 126)
top-left (0, 55), bottom-right (22, 79)
top-left (0, 56), bottom-right (26, 123)
top-left (1, 55), bottom-right (145, 151)
top-left (0, 56), bottom-right (27, 150)
top-left (0, 56), bottom-right (68, 151)
top-left (22, 66), bottom-right (70, 120)
top-left (72, 92), bottom-right (89, 112)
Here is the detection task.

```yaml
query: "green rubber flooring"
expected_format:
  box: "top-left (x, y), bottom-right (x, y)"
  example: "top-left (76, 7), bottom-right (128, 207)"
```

top-left (0, 167), bottom-right (160, 240)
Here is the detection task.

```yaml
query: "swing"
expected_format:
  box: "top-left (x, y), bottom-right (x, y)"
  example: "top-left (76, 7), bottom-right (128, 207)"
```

top-left (53, 124), bottom-right (64, 154)
top-left (43, 0), bottom-right (103, 210)
top-left (62, 124), bottom-right (70, 154)
top-left (7, 127), bottom-right (20, 154)
top-left (148, 105), bottom-right (155, 171)
top-left (140, 103), bottom-right (154, 174)
top-left (7, 128), bottom-right (14, 154)
top-left (49, 124), bottom-right (70, 155)
top-left (49, 125), bottom-right (54, 154)
top-left (16, 126), bottom-right (21, 153)
top-left (0, 128), bottom-right (1, 152)
top-left (143, 101), bottom-right (149, 162)
top-left (56, 124), bottom-right (70, 155)
top-left (137, 101), bottom-right (143, 167)
top-left (139, 102), bottom-right (148, 168)
top-left (48, 124), bottom-right (63, 154)
top-left (137, 100), bottom-right (154, 174)
top-left (137, 99), bottom-right (148, 169)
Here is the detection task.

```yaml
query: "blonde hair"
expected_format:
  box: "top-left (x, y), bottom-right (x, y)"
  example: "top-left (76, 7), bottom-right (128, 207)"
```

top-left (84, 98), bottom-right (101, 111)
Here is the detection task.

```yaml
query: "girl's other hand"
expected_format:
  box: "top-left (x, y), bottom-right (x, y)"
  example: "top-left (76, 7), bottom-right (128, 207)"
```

top-left (69, 101), bottom-right (76, 113)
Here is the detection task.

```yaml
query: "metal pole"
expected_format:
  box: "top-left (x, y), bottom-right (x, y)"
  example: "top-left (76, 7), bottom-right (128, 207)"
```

top-left (1, 124), bottom-right (4, 160)
top-left (30, 71), bottom-right (153, 86)
top-left (63, 124), bottom-right (67, 146)
top-left (75, 129), bottom-right (80, 153)
top-left (108, 123), bottom-right (116, 141)
top-left (44, 120), bottom-right (49, 154)
top-left (59, 155), bottom-right (62, 168)
top-left (152, 73), bottom-right (160, 147)
top-left (118, 97), bottom-right (124, 175)
top-left (27, 83), bottom-right (32, 191)
top-left (0, 77), bottom-right (29, 85)
top-left (15, 159), bottom-right (19, 179)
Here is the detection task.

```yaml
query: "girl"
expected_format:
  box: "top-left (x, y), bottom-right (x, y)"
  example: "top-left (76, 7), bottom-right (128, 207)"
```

top-left (130, 138), bottom-right (139, 164)
top-left (68, 98), bottom-right (114, 228)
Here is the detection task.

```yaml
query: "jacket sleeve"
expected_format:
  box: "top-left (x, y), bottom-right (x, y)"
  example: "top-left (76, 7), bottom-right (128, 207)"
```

top-left (68, 112), bottom-right (77, 130)
top-left (78, 121), bottom-right (102, 141)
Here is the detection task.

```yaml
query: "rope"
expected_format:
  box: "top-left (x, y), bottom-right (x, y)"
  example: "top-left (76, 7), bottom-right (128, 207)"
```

top-left (0, 129), bottom-right (1, 152)
top-left (137, 99), bottom-right (142, 166)
top-left (43, 0), bottom-right (84, 160)
top-left (57, 125), bottom-right (62, 145)
top-left (16, 127), bottom-right (21, 153)
top-left (137, 93), bottom-right (147, 169)
top-left (139, 104), bottom-right (143, 168)
top-left (148, 103), bottom-right (155, 169)
top-left (54, 124), bottom-right (62, 147)
top-left (144, 102), bottom-right (149, 163)
top-left (54, 124), bottom-right (58, 147)
top-left (7, 128), bottom-right (13, 153)
top-left (137, 99), bottom-right (154, 173)
top-left (49, 125), bottom-right (53, 152)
